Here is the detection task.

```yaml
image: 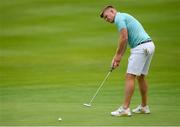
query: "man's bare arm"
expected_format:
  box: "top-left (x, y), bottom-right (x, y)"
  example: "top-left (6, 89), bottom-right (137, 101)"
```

top-left (112, 28), bottom-right (128, 68)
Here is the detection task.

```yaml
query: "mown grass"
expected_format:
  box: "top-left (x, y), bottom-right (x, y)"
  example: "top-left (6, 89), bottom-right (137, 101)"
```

top-left (0, 0), bottom-right (180, 126)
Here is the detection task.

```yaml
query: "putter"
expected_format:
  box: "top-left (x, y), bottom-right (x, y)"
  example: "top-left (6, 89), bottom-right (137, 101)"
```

top-left (83, 67), bottom-right (114, 107)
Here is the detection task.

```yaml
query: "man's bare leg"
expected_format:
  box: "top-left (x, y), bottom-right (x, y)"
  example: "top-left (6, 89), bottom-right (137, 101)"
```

top-left (137, 74), bottom-right (148, 107)
top-left (123, 73), bottom-right (136, 109)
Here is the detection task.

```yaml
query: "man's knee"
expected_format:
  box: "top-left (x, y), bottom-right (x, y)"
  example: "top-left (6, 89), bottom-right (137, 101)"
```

top-left (126, 73), bottom-right (136, 79)
top-left (137, 74), bottom-right (145, 81)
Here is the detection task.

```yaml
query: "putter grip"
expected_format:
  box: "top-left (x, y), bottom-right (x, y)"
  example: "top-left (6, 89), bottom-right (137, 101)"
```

top-left (110, 67), bottom-right (114, 72)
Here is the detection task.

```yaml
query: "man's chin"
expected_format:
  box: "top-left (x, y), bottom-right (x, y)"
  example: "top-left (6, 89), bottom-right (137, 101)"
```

top-left (110, 20), bottom-right (114, 23)
top-left (107, 20), bottom-right (114, 23)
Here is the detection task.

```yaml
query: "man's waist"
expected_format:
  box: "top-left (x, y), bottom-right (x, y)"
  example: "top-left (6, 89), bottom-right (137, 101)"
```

top-left (137, 39), bottom-right (152, 46)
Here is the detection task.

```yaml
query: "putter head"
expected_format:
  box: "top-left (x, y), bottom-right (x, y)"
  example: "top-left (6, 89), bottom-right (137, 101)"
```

top-left (83, 103), bottom-right (91, 107)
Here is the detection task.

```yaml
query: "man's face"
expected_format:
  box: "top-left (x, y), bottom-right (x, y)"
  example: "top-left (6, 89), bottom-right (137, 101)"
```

top-left (103, 9), bottom-right (116, 23)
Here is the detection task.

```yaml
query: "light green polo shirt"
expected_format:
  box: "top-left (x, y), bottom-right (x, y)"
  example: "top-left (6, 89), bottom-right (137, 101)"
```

top-left (114, 12), bottom-right (151, 48)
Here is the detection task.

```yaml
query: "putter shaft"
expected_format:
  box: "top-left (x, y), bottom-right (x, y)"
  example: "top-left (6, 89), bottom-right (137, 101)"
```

top-left (88, 70), bottom-right (112, 105)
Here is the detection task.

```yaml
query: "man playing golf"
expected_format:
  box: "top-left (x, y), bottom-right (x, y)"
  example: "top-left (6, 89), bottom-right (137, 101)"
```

top-left (100, 6), bottom-right (155, 116)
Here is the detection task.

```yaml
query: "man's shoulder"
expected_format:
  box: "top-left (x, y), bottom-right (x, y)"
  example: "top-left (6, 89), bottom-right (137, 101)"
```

top-left (115, 12), bottom-right (125, 20)
top-left (120, 12), bottom-right (132, 17)
top-left (117, 12), bottom-right (131, 19)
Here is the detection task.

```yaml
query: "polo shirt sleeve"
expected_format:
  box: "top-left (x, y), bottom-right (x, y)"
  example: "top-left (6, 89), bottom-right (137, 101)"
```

top-left (115, 14), bottom-right (127, 32)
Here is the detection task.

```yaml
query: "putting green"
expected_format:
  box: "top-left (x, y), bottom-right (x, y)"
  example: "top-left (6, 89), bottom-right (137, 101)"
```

top-left (0, 0), bottom-right (180, 126)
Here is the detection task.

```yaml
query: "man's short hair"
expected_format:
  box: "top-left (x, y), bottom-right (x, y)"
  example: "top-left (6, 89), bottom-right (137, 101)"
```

top-left (100, 5), bottom-right (114, 18)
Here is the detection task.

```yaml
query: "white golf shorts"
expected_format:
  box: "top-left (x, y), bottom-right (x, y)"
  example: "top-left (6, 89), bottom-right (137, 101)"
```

top-left (127, 41), bottom-right (155, 76)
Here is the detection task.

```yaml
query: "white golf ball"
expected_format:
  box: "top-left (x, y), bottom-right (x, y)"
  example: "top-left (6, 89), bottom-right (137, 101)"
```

top-left (58, 117), bottom-right (62, 121)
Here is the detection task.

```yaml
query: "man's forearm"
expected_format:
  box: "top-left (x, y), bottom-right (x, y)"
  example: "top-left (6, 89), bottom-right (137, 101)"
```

top-left (116, 39), bottom-right (127, 57)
